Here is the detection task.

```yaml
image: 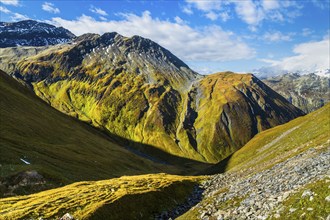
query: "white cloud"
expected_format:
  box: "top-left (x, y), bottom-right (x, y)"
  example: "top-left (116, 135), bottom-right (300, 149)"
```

top-left (11, 12), bottom-right (29, 21)
top-left (263, 31), bottom-right (293, 42)
top-left (42, 2), bottom-right (60, 14)
top-left (234, 0), bottom-right (264, 26)
top-left (0, 0), bottom-right (19, 6)
top-left (0, 4), bottom-right (29, 21)
top-left (260, 36), bottom-right (330, 73)
top-left (90, 6), bottom-right (108, 16)
top-left (48, 11), bottom-right (255, 62)
top-left (185, 0), bottom-right (222, 11)
top-left (174, 16), bottom-right (187, 25)
top-left (185, 0), bottom-right (302, 30)
top-left (185, 0), bottom-right (231, 21)
top-left (311, 0), bottom-right (330, 9)
top-left (0, 6), bottom-right (11, 13)
top-left (204, 11), bottom-right (230, 22)
top-left (205, 11), bottom-right (218, 21)
top-left (99, 16), bottom-right (107, 21)
top-left (219, 11), bottom-right (230, 22)
top-left (262, 0), bottom-right (280, 11)
top-left (302, 28), bottom-right (313, 37)
top-left (182, 5), bottom-right (193, 15)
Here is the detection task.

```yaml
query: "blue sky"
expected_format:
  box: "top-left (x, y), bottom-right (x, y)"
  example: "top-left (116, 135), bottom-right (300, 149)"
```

top-left (0, 0), bottom-right (329, 75)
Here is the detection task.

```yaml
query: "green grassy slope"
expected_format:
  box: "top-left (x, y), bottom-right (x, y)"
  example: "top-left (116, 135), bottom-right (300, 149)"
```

top-left (0, 174), bottom-right (204, 220)
top-left (225, 103), bottom-right (330, 173)
top-left (0, 70), bottom-right (206, 197)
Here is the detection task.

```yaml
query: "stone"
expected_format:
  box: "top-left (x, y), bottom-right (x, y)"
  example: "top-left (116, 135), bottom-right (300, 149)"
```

top-left (302, 190), bottom-right (313, 198)
top-left (60, 213), bottom-right (74, 220)
top-left (282, 191), bottom-right (290, 200)
top-left (200, 212), bottom-right (207, 219)
top-left (273, 213), bottom-right (281, 219)
top-left (325, 196), bottom-right (330, 202)
top-left (289, 208), bottom-right (297, 213)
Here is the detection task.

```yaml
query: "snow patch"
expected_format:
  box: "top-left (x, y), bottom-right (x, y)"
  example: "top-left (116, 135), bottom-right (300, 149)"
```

top-left (20, 158), bottom-right (31, 165)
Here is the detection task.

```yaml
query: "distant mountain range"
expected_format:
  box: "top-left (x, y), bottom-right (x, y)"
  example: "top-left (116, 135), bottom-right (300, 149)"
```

top-left (263, 72), bottom-right (330, 113)
top-left (0, 20), bottom-right (75, 47)
top-left (253, 68), bottom-right (330, 79)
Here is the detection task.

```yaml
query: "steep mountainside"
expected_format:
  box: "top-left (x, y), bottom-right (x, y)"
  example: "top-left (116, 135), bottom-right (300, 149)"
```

top-left (0, 70), bottom-right (207, 197)
top-left (0, 20), bottom-right (75, 47)
top-left (1, 32), bottom-right (303, 163)
top-left (180, 104), bottom-right (330, 220)
top-left (263, 73), bottom-right (330, 113)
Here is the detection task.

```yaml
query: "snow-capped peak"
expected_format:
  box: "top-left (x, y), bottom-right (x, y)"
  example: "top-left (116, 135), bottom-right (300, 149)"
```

top-left (0, 20), bottom-right (75, 48)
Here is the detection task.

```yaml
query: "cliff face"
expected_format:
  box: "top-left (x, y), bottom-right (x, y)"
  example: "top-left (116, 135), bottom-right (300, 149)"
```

top-left (1, 32), bottom-right (303, 163)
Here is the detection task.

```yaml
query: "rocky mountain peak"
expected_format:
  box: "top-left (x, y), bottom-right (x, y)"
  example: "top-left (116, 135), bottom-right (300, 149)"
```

top-left (12, 31), bottom-right (199, 89)
top-left (97, 32), bottom-right (120, 44)
top-left (74, 33), bottom-right (100, 43)
top-left (0, 20), bottom-right (75, 47)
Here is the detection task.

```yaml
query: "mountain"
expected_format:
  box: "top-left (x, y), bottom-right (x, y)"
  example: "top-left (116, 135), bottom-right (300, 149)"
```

top-left (263, 72), bottom-right (330, 113)
top-left (0, 20), bottom-right (75, 47)
top-left (0, 31), bottom-right (303, 163)
top-left (253, 68), bottom-right (330, 79)
top-left (180, 103), bottom-right (330, 220)
top-left (0, 69), bottom-right (209, 197)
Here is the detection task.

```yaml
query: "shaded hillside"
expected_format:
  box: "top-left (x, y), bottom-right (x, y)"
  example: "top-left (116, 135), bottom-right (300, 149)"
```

top-left (0, 70), bottom-right (207, 197)
top-left (1, 31), bottom-right (303, 163)
top-left (263, 73), bottom-right (329, 113)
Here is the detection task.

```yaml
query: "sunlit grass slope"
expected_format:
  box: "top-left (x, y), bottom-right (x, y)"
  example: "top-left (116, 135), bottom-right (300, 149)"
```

top-left (0, 174), bottom-right (203, 220)
top-left (0, 70), bottom-right (190, 196)
top-left (225, 103), bottom-right (330, 173)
